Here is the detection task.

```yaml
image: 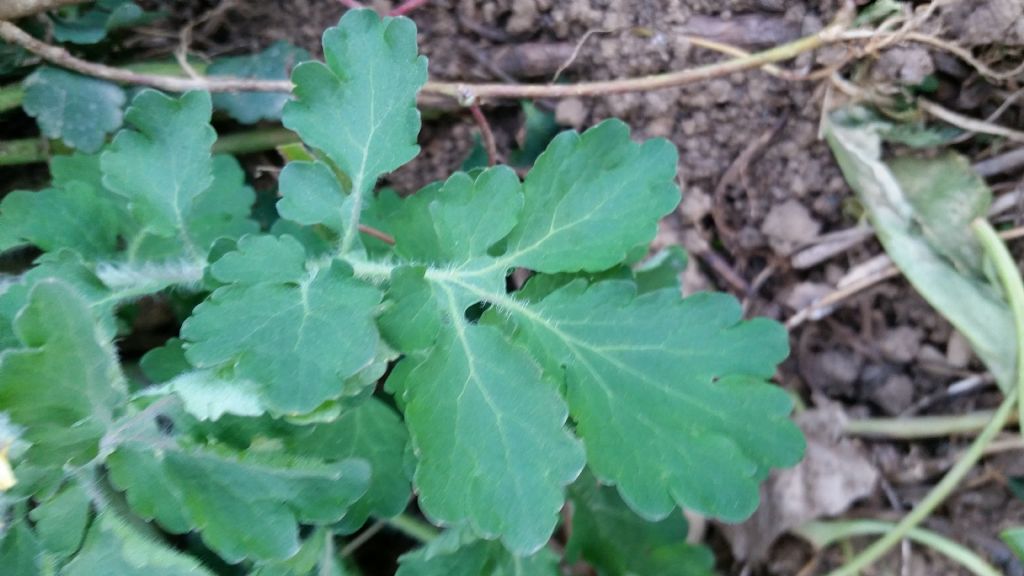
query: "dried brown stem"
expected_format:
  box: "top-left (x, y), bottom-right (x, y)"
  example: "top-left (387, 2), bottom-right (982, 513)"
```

top-left (0, 18), bottom-right (844, 100)
top-left (0, 21), bottom-right (290, 93)
top-left (0, 0), bottom-right (89, 20)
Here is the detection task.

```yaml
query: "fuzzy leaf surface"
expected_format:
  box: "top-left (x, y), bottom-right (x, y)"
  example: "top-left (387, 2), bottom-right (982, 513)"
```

top-left (277, 160), bottom-right (348, 233)
top-left (29, 480), bottom-right (91, 561)
top-left (282, 8), bottom-right (427, 238)
top-left (500, 120), bottom-right (679, 273)
top-left (210, 41), bottom-right (310, 124)
top-left (181, 235), bottom-right (381, 413)
top-left (107, 443), bottom-right (370, 563)
top-left (0, 280), bottom-right (125, 469)
top-left (391, 319), bottom-right (585, 553)
top-left (397, 528), bottom-right (560, 576)
top-left (391, 167), bottom-right (523, 263)
top-left (0, 181), bottom-right (122, 257)
top-left (22, 67), bottom-right (125, 152)
top-left (101, 90), bottom-right (216, 238)
top-left (281, 398), bottom-right (411, 532)
top-left (63, 512), bottom-right (215, 576)
top-left (566, 473), bottom-right (715, 576)
top-left (512, 281), bottom-right (802, 521)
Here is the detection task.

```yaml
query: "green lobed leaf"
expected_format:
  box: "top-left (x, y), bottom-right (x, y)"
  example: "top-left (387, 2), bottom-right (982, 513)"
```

top-left (0, 280), bottom-right (126, 470)
top-left (62, 512), bottom-right (215, 576)
top-left (281, 9), bottom-right (427, 246)
top-left (508, 101), bottom-right (560, 167)
top-left (396, 528), bottom-right (560, 576)
top-left (277, 160), bottom-right (348, 233)
top-left (0, 251), bottom-right (116, 350)
top-left (566, 472), bottom-right (716, 576)
top-left (634, 245), bottom-right (688, 294)
top-left (391, 167), bottom-right (523, 263)
top-left (210, 41), bottom-right (310, 124)
top-left (107, 443), bottom-right (370, 563)
top-left (51, 0), bottom-right (150, 44)
top-left (0, 516), bottom-right (42, 575)
top-left (280, 398), bottom-right (410, 532)
top-left (362, 96), bottom-right (795, 548)
top-left (251, 527), bottom-right (342, 576)
top-left (149, 370), bottom-right (266, 421)
top-left (22, 67), bottom-right (126, 153)
top-left (500, 119), bottom-right (679, 273)
top-left (28, 480), bottom-right (91, 561)
top-left (0, 181), bottom-right (122, 258)
top-left (512, 281), bottom-right (801, 522)
top-left (390, 320), bottom-right (585, 553)
top-left (377, 266), bottom-right (443, 353)
top-left (181, 234), bottom-right (382, 413)
top-left (101, 90), bottom-right (216, 240)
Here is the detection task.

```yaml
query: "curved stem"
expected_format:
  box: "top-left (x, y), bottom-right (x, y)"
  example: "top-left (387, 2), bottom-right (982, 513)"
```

top-left (829, 218), bottom-right (1024, 576)
top-left (827, 390), bottom-right (1017, 576)
top-left (384, 514), bottom-right (438, 543)
top-left (0, 0), bottom-right (88, 20)
top-left (974, 218), bottom-right (1024, 433)
top-left (0, 83), bottom-right (23, 114)
top-left (842, 409), bottom-right (1017, 439)
top-left (0, 18), bottom-right (843, 99)
top-left (797, 520), bottom-right (1002, 576)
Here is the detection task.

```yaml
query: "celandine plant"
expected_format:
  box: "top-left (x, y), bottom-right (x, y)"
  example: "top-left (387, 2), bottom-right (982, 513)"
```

top-left (0, 9), bottom-right (803, 575)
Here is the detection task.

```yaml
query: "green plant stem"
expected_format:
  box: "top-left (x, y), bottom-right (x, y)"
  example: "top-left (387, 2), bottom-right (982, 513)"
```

top-left (0, 127), bottom-right (298, 167)
top-left (797, 520), bottom-right (1002, 576)
top-left (211, 127), bottom-right (298, 155)
top-left (842, 409), bottom-right (1018, 439)
top-left (828, 218), bottom-right (1024, 576)
top-left (0, 137), bottom-right (45, 166)
top-left (974, 218), bottom-right (1024, 437)
top-left (384, 514), bottom-right (438, 543)
top-left (827, 389), bottom-right (1017, 576)
top-left (0, 83), bottom-right (24, 114)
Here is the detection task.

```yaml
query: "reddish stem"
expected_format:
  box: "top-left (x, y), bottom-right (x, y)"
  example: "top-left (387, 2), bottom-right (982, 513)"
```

top-left (389, 0), bottom-right (429, 16)
top-left (469, 102), bottom-right (497, 166)
top-left (358, 224), bottom-right (395, 245)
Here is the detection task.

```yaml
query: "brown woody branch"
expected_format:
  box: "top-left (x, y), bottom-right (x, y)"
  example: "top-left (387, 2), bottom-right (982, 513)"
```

top-left (0, 18), bottom-right (845, 100)
top-left (0, 0), bottom-right (89, 20)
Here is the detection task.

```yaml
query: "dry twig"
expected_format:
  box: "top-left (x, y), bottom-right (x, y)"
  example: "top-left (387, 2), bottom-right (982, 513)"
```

top-left (0, 19), bottom-right (847, 100)
top-left (0, 0), bottom-right (88, 20)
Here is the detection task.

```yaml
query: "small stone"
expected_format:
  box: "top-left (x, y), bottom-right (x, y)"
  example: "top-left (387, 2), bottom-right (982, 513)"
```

top-left (555, 98), bottom-right (587, 128)
top-left (946, 331), bottom-right (973, 368)
top-left (801, 349), bottom-right (862, 397)
top-left (916, 344), bottom-right (946, 365)
top-left (872, 47), bottom-right (935, 85)
top-left (678, 187), bottom-right (712, 223)
top-left (761, 199), bottom-right (821, 255)
top-left (645, 116), bottom-right (674, 138)
top-left (506, 0), bottom-right (539, 34)
top-left (869, 373), bottom-right (915, 415)
top-left (707, 79), bottom-right (733, 104)
top-left (879, 326), bottom-right (923, 364)
top-left (783, 282), bottom-right (832, 311)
